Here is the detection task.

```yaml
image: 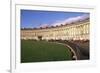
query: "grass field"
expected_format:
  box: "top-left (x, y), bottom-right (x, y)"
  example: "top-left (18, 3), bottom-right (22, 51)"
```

top-left (21, 40), bottom-right (72, 63)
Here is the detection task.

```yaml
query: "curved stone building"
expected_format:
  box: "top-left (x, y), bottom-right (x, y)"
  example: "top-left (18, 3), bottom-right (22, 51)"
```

top-left (21, 19), bottom-right (89, 41)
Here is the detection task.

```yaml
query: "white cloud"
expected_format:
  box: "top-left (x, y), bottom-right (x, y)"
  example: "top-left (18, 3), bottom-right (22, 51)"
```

top-left (39, 14), bottom-right (89, 27)
top-left (39, 24), bottom-right (49, 28)
top-left (51, 14), bottom-right (89, 26)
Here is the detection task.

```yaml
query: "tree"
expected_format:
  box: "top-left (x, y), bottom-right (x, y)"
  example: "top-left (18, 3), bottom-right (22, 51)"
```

top-left (38, 36), bottom-right (42, 40)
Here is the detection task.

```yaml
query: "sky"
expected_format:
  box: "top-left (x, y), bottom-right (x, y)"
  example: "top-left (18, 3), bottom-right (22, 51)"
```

top-left (21, 9), bottom-right (89, 28)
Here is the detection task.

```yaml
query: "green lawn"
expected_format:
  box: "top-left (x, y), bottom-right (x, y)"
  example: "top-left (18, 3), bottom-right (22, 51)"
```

top-left (21, 40), bottom-right (72, 63)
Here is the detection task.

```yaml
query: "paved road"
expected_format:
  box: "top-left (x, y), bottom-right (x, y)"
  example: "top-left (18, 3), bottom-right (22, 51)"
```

top-left (56, 41), bottom-right (89, 60)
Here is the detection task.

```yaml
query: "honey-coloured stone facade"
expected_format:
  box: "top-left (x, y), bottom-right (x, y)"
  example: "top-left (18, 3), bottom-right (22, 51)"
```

top-left (21, 19), bottom-right (89, 41)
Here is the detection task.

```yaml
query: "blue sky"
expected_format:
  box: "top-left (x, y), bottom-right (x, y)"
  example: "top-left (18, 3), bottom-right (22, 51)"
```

top-left (21, 9), bottom-right (89, 28)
